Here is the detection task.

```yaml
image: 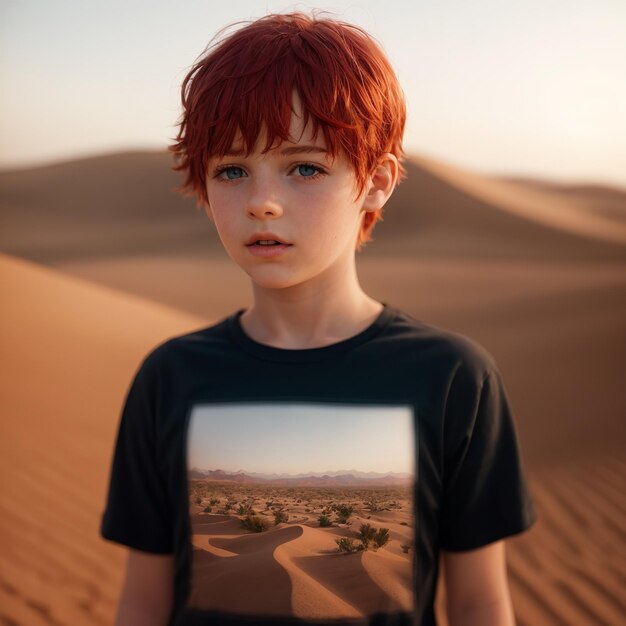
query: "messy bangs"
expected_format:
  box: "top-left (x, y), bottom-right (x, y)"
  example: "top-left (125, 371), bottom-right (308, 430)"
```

top-left (168, 11), bottom-right (407, 248)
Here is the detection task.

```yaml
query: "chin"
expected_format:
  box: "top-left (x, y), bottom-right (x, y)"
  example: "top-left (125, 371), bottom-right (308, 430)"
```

top-left (250, 279), bottom-right (300, 291)
top-left (243, 269), bottom-right (298, 289)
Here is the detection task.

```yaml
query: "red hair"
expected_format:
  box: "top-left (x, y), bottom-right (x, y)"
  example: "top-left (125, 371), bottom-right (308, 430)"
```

top-left (168, 11), bottom-right (407, 251)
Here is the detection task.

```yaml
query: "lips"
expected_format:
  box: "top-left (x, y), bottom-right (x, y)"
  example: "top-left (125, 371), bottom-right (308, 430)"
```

top-left (246, 233), bottom-right (292, 246)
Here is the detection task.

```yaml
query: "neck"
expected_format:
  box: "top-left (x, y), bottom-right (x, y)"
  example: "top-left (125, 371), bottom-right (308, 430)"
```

top-left (240, 261), bottom-right (382, 349)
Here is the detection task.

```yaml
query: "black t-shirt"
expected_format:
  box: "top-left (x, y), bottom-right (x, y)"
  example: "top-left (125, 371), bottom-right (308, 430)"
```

top-left (101, 302), bottom-right (536, 626)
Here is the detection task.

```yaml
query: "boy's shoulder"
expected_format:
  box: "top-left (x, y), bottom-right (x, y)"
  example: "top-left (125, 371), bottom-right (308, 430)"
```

top-left (384, 306), bottom-right (500, 382)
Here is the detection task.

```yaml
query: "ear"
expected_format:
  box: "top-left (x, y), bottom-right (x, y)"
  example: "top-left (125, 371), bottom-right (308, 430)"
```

top-left (361, 153), bottom-right (400, 212)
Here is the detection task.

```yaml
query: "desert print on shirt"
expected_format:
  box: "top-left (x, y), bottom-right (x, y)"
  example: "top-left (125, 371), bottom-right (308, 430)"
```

top-left (185, 401), bottom-right (416, 623)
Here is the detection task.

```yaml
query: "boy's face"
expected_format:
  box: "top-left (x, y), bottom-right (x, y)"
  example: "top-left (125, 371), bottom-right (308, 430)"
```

top-left (204, 94), bottom-right (377, 295)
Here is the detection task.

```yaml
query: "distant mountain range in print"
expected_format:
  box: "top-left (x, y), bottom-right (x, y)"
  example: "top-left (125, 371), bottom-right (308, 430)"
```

top-left (188, 467), bottom-right (413, 487)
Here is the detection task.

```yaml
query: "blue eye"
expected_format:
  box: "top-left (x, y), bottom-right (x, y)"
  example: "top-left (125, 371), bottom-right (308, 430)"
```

top-left (297, 164), bottom-right (318, 177)
top-left (219, 166), bottom-right (245, 180)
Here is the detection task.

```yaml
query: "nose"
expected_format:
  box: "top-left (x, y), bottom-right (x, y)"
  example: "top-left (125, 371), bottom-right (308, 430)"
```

top-left (246, 175), bottom-right (283, 219)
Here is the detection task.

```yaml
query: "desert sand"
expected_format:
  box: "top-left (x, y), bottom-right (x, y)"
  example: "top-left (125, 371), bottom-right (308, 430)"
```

top-left (186, 480), bottom-right (413, 618)
top-left (1, 151), bottom-right (625, 625)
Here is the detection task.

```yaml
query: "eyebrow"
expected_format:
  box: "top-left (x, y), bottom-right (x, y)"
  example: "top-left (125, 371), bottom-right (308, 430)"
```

top-left (224, 145), bottom-right (331, 157)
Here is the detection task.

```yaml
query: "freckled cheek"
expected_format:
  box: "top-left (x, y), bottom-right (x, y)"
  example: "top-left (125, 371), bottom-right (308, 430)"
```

top-left (206, 189), bottom-right (239, 220)
top-left (207, 206), bottom-right (240, 245)
top-left (207, 187), bottom-right (234, 209)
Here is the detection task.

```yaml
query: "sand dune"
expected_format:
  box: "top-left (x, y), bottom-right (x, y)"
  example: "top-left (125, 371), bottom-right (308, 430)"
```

top-left (190, 519), bottom-right (407, 618)
top-left (408, 154), bottom-right (626, 244)
top-left (496, 176), bottom-right (626, 224)
top-left (186, 480), bottom-right (414, 620)
top-left (504, 459), bottom-right (626, 626)
top-left (1, 150), bottom-right (626, 625)
top-left (0, 253), bottom-right (206, 626)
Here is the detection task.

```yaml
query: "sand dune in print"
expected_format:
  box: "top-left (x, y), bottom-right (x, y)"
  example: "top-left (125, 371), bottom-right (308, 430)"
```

top-left (187, 479), bottom-right (414, 618)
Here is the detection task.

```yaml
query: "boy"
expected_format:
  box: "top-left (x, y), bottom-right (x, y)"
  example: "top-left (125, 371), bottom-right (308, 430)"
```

top-left (101, 11), bottom-right (536, 626)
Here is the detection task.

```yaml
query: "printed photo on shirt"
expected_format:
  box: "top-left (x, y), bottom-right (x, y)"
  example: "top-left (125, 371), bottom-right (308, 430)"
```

top-left (185, 401), bottom-right (416, 621)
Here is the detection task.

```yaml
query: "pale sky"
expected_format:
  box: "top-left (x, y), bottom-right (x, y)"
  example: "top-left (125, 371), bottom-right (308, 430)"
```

top-left (187, 402), bottom-right (415, 475)
top-left (1, 0), bottom-right (625, 186)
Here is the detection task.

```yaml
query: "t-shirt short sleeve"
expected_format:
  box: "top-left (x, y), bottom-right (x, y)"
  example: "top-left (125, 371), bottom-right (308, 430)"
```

top-left (439, 362), bottom-right (537, 551)
top-left (100, 349), bottom-right (173, 553)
